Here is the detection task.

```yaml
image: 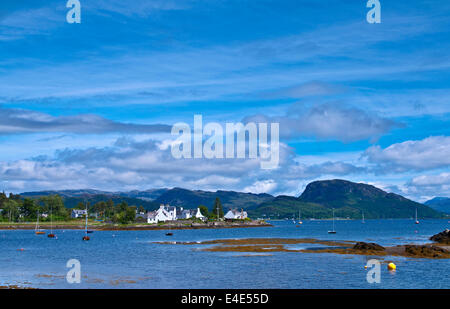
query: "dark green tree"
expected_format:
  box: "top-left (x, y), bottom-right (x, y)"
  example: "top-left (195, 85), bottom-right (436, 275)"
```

top-left (3, 199), bottom-right (19, 222)
top-left (198, 205), bottom-right (209, 217)
top-left (117, 201), bottom-right (128, 212)
top-left (39, 195), bottom-right (68, 220)
top-left (212, 197), bottom-right (224, 218)
top-left (106, 199), bottom-right (115, 218)
top-left (0, 192), bottom-right (7, 208)
top-left (22, 198), bottom-right (39, 219)
top-left (138, 205), bottom-right (145, 214)
top-left (124, 206), bottom-right (136, 223)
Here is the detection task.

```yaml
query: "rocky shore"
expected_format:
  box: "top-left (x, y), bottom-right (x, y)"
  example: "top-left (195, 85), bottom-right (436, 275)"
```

top-left (429, 229), bottom-right (450, 244)
top-left (157, 229), bottom-right (450, 259)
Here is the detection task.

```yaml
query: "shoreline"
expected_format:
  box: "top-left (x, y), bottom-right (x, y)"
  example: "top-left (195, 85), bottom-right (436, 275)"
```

top-left (0, 221), bottom-right (272, 231)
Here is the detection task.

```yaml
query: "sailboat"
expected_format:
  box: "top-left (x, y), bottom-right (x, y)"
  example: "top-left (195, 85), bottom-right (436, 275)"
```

top-left (362, 212), bottom-right (365, 224)
top-left (82, 206), bottom-right (90, 241)
top-left (47, 206), bottom-right (56, 238)
top-left (328, 209), bottom-right (336, 234)
top-left (415, 208), bottom-right (420, 224)
top-left (166, 223), bottom-right (173, 236)
top-left (35, 211), bottom-right (45, 235)
top-left (296, 210), bottom-right (303, 226)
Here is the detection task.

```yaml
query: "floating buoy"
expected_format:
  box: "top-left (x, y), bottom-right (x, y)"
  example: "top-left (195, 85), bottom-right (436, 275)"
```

top-left (364, 265), bottom-right (368, 269)
top-left (388, 262), bottom-right (396, 271)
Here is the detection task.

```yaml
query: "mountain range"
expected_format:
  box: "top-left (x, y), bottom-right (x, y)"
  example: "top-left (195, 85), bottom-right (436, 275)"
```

top-left (19, 179), bottom-right (446, 219)
top-left (425, 197), bottom-right (450, 214)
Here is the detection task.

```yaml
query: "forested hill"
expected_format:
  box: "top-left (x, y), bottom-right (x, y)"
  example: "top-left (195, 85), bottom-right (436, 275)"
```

top-left (18, 179), bottom-right (445, 219)
top-left (249, 179), bottom-right (443, 219)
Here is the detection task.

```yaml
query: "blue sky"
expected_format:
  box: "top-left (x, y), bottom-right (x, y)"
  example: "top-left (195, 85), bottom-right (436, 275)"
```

top-left (1, 0), bottom-right (450, 201)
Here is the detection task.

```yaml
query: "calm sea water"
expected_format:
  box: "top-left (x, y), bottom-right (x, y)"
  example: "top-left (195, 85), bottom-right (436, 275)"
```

top-left (0, 219), bottom-right (449, 289)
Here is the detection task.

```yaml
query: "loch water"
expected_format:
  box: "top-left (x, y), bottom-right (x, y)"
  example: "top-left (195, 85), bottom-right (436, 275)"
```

top-left (0, 219), bottom-right (449, 289)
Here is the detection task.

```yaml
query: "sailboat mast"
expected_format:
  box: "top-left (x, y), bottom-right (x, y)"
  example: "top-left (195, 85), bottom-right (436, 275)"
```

top-left (85, 204), bottom-right (88, 235)
top-left (332, 209), bottom-right (335, 231)
top-left (50, 206), bottom-right (53, 234)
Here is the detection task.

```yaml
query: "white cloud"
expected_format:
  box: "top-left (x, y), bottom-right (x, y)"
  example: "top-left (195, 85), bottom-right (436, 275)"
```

top-left (244, 180), bottom-right (277, 194)
top-left (0, 107), bottom-right (171, 135)
top-left (410, 173), bottom-right (450, 187)
top-left (401, 173), bottom-right (450, 201)
top-left (364, 136), bottom-right (450, 171)
top-left (244, 104), bottom-right (397, 142)
top-left (0, 136), bottom-right (366, 194)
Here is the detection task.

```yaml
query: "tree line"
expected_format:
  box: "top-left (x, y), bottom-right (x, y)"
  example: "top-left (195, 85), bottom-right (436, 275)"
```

top-left (0, 193), bottom-right (143, 224)
top-left (0, 193), bottom-right (227, 224)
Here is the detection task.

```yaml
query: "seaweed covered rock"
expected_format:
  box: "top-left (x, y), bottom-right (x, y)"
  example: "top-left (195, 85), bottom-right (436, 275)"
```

top-left (404, 245), bottom-right (450, 258)
top-left (429, 229), bottom-right (450, 244)
top-left (353, 242), bottom-right (385, 251)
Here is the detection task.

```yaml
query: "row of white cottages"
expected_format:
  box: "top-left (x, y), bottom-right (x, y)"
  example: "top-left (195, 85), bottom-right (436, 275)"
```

top-left (141, 204), bottom-right (248, 224)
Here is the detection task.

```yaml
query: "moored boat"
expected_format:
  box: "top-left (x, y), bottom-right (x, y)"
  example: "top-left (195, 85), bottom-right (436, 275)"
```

top-left (35, 211), bottom-right (45, 235)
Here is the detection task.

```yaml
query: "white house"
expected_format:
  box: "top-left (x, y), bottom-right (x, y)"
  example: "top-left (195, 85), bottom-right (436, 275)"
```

top-left (147, 204), bottom-right (175, 223)
top-left (194, 208), bottom-right (206, 221)
top-left (177, 208), bottom-right (192, 219)
top-left (146, 205), bottom-right (207, 223)
top-left (71, 209), bottom-right (87, 218)
top-left (224, 209), bottom-right (248, 220)
top-left (146, 212), bottom-right (158, 224)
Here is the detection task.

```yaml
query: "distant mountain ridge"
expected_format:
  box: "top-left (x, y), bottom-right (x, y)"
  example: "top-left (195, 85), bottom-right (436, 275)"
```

top-left (250, 179), bottom-right (443, 219)
top-left (20, 189), bottom-right (163, 210)
top-left (19, 179), bottom-right (445, 218)
top-left (20, 187), bottom-right (274, 211)
top-left (425, 197), bottom-right (450, 214)
top-left (154, 187), bottom-right (274, 210)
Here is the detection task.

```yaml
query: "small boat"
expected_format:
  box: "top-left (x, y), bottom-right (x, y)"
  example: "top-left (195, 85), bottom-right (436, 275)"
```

top-left (166, 223), bottom-right (173, 236)
top-left (82, 205), bottom-right (90, 241)
top-left (47, 207), bottom-right (56, 238)
top-left (297, 210), bottom-right (303, 226)
top-left (87, 230), bottom-right (94, 234)
top-left (35, 211), bottom-right (45, 235)
top-left (328, 209), bottom-right (337, 234)
top-left (415, 208), bottom-right (419, 224)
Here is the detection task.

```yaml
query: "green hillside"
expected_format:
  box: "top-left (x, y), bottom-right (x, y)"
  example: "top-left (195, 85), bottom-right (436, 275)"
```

top-left (425, 197), bottom-right (450, 214)
top-left (249, 179), bottom-right (443, 219)
top-left (155, 188), bottom-right (274, 210)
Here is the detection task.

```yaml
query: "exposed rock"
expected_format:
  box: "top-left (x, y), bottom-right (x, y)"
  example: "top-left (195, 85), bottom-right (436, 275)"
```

top-left (429, 229), bottom-right (450, 244)
top-left (353, 242), bottom-right (385, 251)
top-left (404, 245), bottom-right (450, 258)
